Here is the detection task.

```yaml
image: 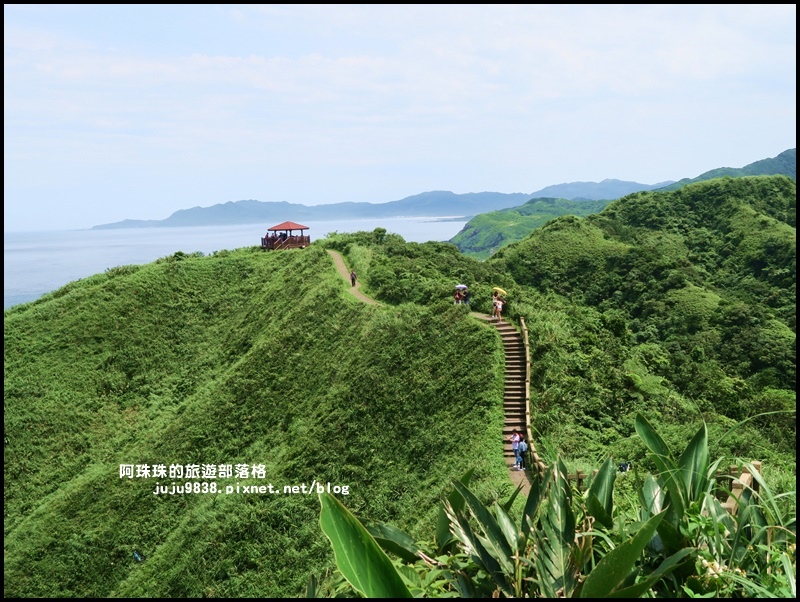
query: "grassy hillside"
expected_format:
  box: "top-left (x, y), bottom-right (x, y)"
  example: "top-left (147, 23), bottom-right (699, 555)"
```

top-left (4, 175), bottom-right (796, 597)
top-left (657, 147), bottom-right (796, 192)
top-left (487, 176), bottom-right (795, 468)
top-left (4, 246), bottom-right (511, 597)
top-left (450, 197), bottom-right (612, 259)
top-left (453, 150), bottom-right (797, 258)
top-left (319, 178), bottom-right (795, 480)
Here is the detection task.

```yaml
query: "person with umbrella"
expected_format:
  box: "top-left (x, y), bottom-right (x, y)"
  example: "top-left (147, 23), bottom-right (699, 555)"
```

top-left (492, 287), bottom-right (507, 321)
top-left (454, 284), bottom-right (468, 305)
top-left (497, 295), bottom-right (506, 321)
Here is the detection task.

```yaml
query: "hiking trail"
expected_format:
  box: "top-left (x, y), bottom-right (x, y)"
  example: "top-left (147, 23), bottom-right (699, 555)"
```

top-left (328, 249), bottom-right (531, 493)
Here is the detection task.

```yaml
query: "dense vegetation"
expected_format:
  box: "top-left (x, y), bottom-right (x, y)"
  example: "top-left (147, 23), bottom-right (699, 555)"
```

top-left (453, 147), bottom-right (796, 258)
top-left (492, 176), bottom-right (796, 471)
top-left (4, 247), bottom-right (510, 597)
top-left (331, 177), bottom-right (795, 475)
top-left (4, 175), bottom-right (795, 597)
top-left (658, 147), bottom-right (796, 192)
top-left (317, 415), bottom-right (796, 597)
top-left (451, 197), bottom-right (612, 258)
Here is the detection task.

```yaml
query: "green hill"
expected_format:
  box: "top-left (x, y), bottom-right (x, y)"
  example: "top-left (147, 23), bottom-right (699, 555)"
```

top-left (450, 197), bottom-right (612, 259)
top-left (453, 149), bottom-right (796, 257)
top-left (657, 148), bottom-right (796, 192)
top-left (3, 247), bottom-right (509, 597)
top-left (4, 176), bottom-right (796, 597)
top-left (488, 176), bottom-right (795, 458)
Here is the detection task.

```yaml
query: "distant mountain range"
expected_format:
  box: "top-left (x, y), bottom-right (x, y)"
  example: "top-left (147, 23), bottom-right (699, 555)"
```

top-left (91, 148), bottom-right (795, 230)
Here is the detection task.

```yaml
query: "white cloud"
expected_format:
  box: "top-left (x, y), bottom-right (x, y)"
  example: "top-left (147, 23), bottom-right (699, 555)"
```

top-left (3, 4), bottom-right (796, 231)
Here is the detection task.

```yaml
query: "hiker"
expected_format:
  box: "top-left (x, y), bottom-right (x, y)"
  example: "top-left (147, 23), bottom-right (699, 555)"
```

top-left (495, 296), bottom-right (504, 322)
top-left (507, 430), bottom-right (521, 469)
top-left (518, 437), bottom-right (528, 471)
top-left (463, 289), bottom-right (470, 305)
top-left (492, 292), bottom-right (499, 318)
top-left (454, 289), bottom-right (463, 304)
top-left (350, 269), bottom-right (357, 287)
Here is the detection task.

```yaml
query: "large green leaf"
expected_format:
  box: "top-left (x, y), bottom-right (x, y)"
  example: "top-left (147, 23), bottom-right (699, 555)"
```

top-left (532, 459), bottom-right (579, 598)
top-left (579, 510), bottom-right (667, 598)
top-left (676, 421), bottom-right (709, 502)
top-left (446, 501), bottom-right (514, 596)
top-left (521, 465), bottom-right (546, 537)
top-left (305, 573), bottom-right (317, 598)
top-left (634, 413), bottom-right (672, 460)
top-left (609, 548), bottom-right (694, 598)
top-left (639, 473), bottom-right (664, 518)
top-left (361, 518), bottom-right (422, 564)
top-left (494, 502), bottom-right (522, 555)
top-left (636, 413), bottom-right (686, 522)
top-left (586, 457), bottom-right (617, 529)
top-left (452, 480), bottom-right (515, 567)
top-left (587, 492), bottom-right (614, 531)
top-left (318, 492), bottom-right (413, 598)
top-left (435, 468), bottom-right (475, 553)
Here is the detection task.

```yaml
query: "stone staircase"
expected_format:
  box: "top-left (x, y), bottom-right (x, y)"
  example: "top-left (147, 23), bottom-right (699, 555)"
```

top-left (476, 314), bottom-right (527, 469)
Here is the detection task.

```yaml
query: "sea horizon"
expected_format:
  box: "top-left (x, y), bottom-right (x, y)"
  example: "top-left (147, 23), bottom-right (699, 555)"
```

top-left (4, 217), bottom-right (469, 309)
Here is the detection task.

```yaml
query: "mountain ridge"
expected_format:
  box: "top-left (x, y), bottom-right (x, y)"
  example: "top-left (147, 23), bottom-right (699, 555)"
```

top-left (91, 182), bottom-right (670, 230)
top-left (91, 148), bottom-right (795, 230)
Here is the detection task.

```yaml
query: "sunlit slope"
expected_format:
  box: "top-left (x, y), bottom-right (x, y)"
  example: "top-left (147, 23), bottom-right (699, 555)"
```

top-left (485, 176), bottom-right (795, 459)
top-left (451, 197), bottom-right (612, 258)
top-left (495, 176), bottom-right (796, 306)
top-left (4, 246), bottom-right (507, 597)
top-left (452, 153), bottom-right (796, 259)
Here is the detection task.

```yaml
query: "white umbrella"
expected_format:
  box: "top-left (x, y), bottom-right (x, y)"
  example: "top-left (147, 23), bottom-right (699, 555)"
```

top-left (455, 284), bottom-right (468, 289)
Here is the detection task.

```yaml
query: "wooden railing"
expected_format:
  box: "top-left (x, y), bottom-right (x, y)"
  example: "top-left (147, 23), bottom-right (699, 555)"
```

top-left (520, 318), bottom-right (547, 477)
top-left (720, 462), bottom-right (762, 515)
top-left (261, 235), bottom-right (311, 250)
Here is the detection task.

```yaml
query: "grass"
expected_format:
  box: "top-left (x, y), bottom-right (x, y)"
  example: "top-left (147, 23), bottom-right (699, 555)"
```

top-left (4, 245), bottom-right (511, 597)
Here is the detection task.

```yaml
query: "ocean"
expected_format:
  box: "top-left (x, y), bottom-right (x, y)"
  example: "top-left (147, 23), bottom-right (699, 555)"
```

top-left (4, 217), bottom-right (469, 309)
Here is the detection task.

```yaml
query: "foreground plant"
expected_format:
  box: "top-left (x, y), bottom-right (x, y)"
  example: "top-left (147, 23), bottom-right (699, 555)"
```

top-left (314, 413), bottom-right (795, 597)
top-left (634, 414), bottom-right (796, 598)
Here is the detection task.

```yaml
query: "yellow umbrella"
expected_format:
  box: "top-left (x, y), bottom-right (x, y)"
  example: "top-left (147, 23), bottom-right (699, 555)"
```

top-left (492, 286), bottom-right (508, 296)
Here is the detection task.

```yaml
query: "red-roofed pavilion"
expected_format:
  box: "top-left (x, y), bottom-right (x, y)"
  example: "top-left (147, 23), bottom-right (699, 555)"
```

top-left (261, 221), bottom-right (311, 250)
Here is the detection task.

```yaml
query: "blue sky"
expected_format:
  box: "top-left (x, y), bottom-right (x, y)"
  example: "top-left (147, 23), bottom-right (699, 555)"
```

top-left (4, 4), bottom-right (796, 232)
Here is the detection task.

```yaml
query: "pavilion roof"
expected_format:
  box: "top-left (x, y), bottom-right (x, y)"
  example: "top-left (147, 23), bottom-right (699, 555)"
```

top-left (267, 221), bottom-right (309, 231)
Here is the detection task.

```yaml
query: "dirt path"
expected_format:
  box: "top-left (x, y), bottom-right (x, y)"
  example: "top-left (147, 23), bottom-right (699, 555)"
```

top-left (327, 249), bottom-right (378, 305)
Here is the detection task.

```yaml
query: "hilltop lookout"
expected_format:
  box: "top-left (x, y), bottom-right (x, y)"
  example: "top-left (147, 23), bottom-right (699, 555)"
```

top-left (261, 221), bottom-right (311, 250)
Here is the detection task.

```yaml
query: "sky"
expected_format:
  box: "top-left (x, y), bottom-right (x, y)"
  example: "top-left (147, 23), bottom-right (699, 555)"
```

top-left (4, 4), bottom-right (796, 232)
